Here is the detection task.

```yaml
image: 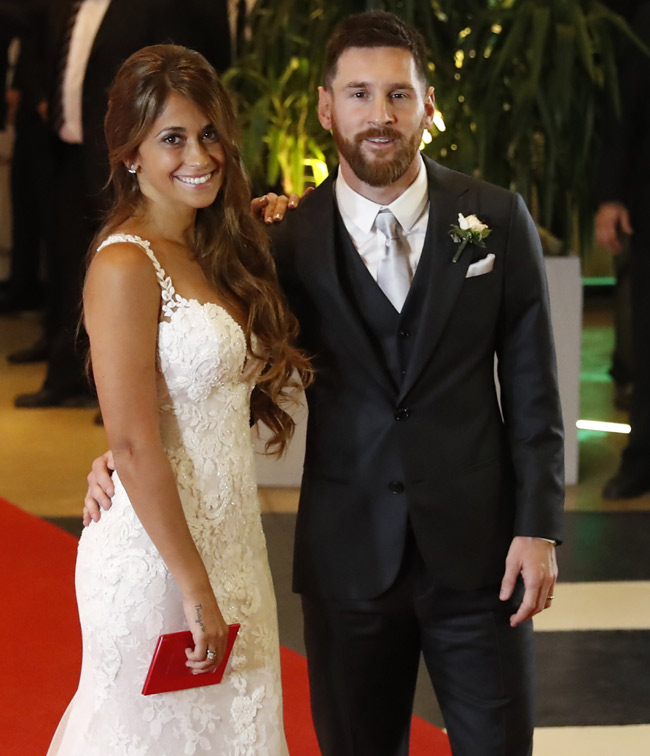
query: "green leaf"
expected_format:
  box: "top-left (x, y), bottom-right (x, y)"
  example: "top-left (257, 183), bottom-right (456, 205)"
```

top-left (266, 127), bottom-right (282, 187)
top-left (551, 24), bottom-right (576, 125)
top-left (572, 2), bottom-right (595, 80)
top-left (526, 5), bottom-right (551, 95)
top-left (487, 4), bottom-right (533, 85)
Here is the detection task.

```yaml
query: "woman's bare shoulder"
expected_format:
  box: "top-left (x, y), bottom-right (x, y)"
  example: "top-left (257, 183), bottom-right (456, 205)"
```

top-left (89, 237), bottom-right (158, 283)
top-left (85, 237), bottom-right (162, 316)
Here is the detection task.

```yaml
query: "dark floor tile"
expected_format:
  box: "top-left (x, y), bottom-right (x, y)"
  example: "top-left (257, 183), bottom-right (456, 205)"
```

top-left (536, 630), bottom-right (650, 726)
top-left (558, 511), bottom-right (650, 582)
top-left (45, 516), bottom-right (83, 538)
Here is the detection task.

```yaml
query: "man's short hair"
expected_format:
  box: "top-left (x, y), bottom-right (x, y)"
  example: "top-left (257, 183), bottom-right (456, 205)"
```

top-left (324, 10), bottom-right (429, 90)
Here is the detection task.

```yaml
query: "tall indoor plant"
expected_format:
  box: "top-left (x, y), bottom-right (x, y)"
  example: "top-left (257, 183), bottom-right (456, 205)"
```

top-left (426, 0), bottom-right (646, 253)
top-left (226, 0), bottom-right (643, 254)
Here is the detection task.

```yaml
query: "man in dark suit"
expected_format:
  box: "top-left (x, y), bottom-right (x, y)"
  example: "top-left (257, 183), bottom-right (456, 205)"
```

top-left (0, 21), bottom-right (13, 132)
top-left (597, 1), bottom-right (650, 499)
top-left (0, 0), bottom-right (52, 319)
top-left (86, 10), bottom-right (564, 755)
top-left (15, 0), bottom-right (231, 406)
top-left (268, 11), bottom-right (563, 756)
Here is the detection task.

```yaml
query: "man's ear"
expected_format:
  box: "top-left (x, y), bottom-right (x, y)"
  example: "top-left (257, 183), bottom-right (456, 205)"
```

top-left (318, 86), bottom-right (333, 131)
top-left (423, 86), bottom-right (436, 129)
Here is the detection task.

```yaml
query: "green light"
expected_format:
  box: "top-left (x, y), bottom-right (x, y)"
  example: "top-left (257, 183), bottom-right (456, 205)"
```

top-left (582, 277), bottom-right (616, 287)
top-left (579, 371), bottom-right (614, 383)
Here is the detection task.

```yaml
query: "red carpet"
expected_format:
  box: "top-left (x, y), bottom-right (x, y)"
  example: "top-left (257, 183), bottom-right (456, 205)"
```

top-left (0, 497), bottom-right (451, 755)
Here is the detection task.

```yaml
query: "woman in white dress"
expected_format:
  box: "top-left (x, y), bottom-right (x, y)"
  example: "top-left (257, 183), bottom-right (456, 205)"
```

top-left (47, 45), bottom-right (310, 756)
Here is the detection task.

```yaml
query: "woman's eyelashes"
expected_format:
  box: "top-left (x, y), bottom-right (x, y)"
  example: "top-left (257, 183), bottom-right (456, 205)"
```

top-left (160, 128), bottom-right (219, 146)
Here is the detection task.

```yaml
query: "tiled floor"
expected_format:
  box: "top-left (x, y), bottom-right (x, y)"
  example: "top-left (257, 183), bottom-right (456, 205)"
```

top-left (2, 291), bottom-right (649, 754)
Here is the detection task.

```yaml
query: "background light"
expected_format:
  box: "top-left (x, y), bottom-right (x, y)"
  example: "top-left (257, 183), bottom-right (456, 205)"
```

top-left (432, 111), bottom-right (447, 132)
top-left (576, 420), bottom-right (631, 434)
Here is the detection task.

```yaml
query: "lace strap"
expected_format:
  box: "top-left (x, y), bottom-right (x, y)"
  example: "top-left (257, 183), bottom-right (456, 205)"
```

top-left (97, 233), bottom-right (181, 316)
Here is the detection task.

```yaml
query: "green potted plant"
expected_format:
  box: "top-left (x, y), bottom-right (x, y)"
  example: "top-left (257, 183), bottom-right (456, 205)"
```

top-left (426, 0), bottom-right (646, 254)
top-left (226, 0), bottom-right (644, 254)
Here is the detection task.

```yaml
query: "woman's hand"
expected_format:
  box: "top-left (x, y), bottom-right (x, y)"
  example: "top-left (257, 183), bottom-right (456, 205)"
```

top-left (183, 590), bottom-right (229, 673)
top-left (250, 187), bottom-right (314, 224)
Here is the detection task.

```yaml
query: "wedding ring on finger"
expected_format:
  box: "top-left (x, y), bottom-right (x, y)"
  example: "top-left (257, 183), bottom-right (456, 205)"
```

top-left (206, 649), bottom-right (217, 661)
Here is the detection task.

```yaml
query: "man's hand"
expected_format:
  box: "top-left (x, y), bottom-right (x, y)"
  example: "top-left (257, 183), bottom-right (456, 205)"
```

top-left (500, 536), bottom-right (557, 627)
top-left (82, 451), bottom-right (116, 526)
top-left (37, 100), bottom-right (48, 123)
top-left (250, 188), bottom-right (314, 225)
top-left (5, 89), bottom-right (20, 126)
top-left (595, 202), bottom-right (633, 254)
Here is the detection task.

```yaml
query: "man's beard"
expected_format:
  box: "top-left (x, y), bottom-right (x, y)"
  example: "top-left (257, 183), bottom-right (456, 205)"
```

top-left (332, 118), bottom-right (424, 187)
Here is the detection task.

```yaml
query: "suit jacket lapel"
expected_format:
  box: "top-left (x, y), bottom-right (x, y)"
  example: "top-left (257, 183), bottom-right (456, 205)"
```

top-left (398, 159), bottom-right (476, 402)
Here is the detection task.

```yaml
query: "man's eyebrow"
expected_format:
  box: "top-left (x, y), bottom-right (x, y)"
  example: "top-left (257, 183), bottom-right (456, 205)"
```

top-left (343, 81), bottom-right (416, 91)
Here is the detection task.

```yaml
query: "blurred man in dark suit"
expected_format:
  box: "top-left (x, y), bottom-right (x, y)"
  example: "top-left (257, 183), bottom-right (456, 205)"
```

top-left (15, 0), bottom-right (231, 407)
top-left (597, 1), bottom-right (650, 498)
top-left (0, 0), bottom-right (52, 319)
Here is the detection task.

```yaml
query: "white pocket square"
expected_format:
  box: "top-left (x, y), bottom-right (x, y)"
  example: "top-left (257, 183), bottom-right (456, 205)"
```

top-left (465, 253), bottom-right (495, 278)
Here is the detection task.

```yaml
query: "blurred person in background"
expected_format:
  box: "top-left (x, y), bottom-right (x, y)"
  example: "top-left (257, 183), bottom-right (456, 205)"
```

top-left (596, 1), bottom-right (650, 499)
top-left (13, 0), bottom-right (231, 408)
top-left (0, 0), bottom-right (52, 329)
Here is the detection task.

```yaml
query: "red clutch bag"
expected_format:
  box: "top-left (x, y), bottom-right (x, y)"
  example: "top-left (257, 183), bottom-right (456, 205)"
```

top-left (142, 623), bottom-right (240, 695)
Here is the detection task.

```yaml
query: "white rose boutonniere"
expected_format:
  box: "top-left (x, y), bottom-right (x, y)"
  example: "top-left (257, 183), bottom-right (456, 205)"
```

top-left (449, 213), bottom-right (492, 263)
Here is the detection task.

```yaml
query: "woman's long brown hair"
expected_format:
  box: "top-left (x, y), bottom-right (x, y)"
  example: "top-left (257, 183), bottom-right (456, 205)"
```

top-left (92, 44), bottom-right (311, 455)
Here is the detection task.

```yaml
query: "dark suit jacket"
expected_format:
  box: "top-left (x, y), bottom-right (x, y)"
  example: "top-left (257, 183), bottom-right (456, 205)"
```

top-left (43, 0), bottom-right (231, 206)
top-left (0, 33), bottom-right (10, 128)
top-left (271, 157), bottom-right (564, 601)
top-left (598, 2), bottom-right (650, 239)
top-left (0, 0), bottom-right (32, 128)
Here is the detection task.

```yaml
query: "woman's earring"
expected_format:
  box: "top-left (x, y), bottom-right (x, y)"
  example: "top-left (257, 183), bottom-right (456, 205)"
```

top-left (128, 164), bottom-right (137, 174)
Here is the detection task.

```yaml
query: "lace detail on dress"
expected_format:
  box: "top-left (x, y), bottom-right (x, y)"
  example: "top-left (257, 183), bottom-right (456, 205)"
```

top-left (98, 233), bottom-right (186, 319)
top-left (48, 236), bottom-right (287, 756)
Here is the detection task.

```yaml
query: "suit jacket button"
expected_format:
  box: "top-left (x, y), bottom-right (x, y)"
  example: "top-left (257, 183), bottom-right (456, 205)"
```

top-left (395, 408), bottom-right (411, 421)
top-left (398, 329), bottom-right (410, 339)
top-left (388, 480), bottom-right (405, 493)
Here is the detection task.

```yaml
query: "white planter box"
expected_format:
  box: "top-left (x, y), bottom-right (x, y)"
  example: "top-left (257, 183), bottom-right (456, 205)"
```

top-left (545, 257), bottom-right (581, 485)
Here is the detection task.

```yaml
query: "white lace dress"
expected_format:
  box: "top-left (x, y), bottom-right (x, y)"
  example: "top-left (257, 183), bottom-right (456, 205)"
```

top-left (47, 235), bottom-right (289, 756)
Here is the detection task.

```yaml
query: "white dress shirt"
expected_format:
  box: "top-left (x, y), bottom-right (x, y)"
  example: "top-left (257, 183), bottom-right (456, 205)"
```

top-left (59, 0), bottom-right (111, 144)
top-left (334, 157), bottom-right (429, 282)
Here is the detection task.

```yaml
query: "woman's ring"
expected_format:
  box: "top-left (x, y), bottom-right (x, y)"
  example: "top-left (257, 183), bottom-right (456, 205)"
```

top-left (206, 649), bottom-right (217, 661)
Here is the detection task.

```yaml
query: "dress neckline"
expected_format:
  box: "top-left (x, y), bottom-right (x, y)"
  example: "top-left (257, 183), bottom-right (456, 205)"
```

top-left (98, 233), bottom-right (247, 339)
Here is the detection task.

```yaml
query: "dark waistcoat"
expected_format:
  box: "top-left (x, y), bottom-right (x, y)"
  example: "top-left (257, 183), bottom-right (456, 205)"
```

top-left (334, 210), bottom-right (433, 390)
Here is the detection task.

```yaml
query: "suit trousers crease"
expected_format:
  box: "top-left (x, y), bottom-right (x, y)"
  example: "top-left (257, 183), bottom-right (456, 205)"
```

top-left (302, 529), bottom-right (534, 756)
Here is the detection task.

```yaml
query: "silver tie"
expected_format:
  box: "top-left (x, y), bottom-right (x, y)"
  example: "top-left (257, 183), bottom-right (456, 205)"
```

top-left (374, 209), bottom-right (412, 312)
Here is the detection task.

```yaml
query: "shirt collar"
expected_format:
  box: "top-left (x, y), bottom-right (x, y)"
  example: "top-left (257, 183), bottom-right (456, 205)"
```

top-left (335, 156), bottom-right (429, 234)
